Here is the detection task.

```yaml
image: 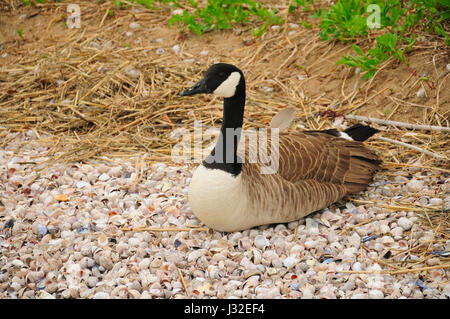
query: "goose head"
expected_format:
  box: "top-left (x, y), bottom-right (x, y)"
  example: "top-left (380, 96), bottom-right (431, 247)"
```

top-left (180, 63), bottom-right (244, 98)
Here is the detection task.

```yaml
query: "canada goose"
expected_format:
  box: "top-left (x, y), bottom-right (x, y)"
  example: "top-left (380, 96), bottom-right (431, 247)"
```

top-left (180, 63), bottom-right (380, 232)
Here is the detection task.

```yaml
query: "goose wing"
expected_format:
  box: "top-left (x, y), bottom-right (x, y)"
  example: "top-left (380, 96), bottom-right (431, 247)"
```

top-left (235, 130), bottom-right (380, 224)
top-left (239, 130), bottom-right (380, 195)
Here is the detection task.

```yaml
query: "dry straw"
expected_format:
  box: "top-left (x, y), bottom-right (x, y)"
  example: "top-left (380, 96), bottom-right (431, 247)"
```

top-left (1, 1), bottom-right (447, 170)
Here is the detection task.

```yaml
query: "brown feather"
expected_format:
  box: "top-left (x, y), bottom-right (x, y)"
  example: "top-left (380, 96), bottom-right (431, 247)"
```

top-left (237, 130), bottom-right (380, 222)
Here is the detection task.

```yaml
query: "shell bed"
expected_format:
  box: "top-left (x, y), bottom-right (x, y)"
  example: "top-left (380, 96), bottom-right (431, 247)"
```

top-left (0, 130), bottom-right (448, 299)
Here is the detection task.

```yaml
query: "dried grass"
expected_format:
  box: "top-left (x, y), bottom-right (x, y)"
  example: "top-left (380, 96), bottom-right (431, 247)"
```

top-left (1, 2), bottom-right (447, 168)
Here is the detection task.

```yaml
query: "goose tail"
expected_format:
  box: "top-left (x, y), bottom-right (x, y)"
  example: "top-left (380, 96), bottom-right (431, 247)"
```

top-left (343, 124), bottom-right (379, 142)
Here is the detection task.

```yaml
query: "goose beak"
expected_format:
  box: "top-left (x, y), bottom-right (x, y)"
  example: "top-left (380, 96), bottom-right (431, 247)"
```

top-left (180, 78), bottom-right (209, 96)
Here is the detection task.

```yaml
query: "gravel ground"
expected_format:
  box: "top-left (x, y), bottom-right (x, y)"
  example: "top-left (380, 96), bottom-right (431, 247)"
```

top-left (1, 131), bottom-right (449, 299)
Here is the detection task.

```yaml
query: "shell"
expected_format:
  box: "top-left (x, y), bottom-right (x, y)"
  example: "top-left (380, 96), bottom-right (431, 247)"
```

top-left (1, 131), bottom-right (447, 299)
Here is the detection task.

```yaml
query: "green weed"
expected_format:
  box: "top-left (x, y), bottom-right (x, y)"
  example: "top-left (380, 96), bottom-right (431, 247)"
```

top-left (317, 0), bottom-right (370, 41)
top-left (168, 0), bottom-right (283, 37)
top-left (337, 32), bottom-right (415, 79)
top-left (25, 0), bottom-right (445, 80)
top-left (288, 0), bottom-right (315, 14)
top-left (22, 0), bottom-right (46, 5)
top-left (320, 0), bottom-right (449, 78)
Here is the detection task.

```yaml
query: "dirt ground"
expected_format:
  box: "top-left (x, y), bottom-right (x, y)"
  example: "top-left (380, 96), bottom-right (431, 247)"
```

top-left (2, 2), bottom-right (449, 113)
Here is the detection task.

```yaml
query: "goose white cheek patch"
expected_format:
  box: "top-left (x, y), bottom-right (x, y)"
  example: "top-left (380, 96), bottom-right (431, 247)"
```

top-left (213, 72), bottom-right (241, 98)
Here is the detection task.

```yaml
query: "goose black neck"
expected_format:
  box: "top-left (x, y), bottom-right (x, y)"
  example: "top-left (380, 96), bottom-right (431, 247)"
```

top-left (203, 81), bottom-right (245, 176)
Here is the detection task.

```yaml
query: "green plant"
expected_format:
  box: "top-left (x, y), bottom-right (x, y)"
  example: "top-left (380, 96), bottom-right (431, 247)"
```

top-left (23, 0), bottom-right (46, 4)
top-left (109, 0), bottom-right (448, 77)
top-left (338, 32), bottom-right (415, 79)
top-left (412, 0), bottom-right (450, 44)
top-left (113, 0), bottom-right (123, 8)
top-left (168, 0), bottom-right (283, 37)
top-left (17, 28), bottom-right (24, 38)
top-left (114, 0), bottom-right (282, 37)
top-left (319, 0), bottom-right (449, 78)
top-left (317, 0), bottom-right (369, 41)
top-left (288, 0), bottom-right (315, 14)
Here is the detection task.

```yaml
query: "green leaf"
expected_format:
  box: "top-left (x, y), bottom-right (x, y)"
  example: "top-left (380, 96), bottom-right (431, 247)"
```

top-left (252, 21), bottom-right (269, 37)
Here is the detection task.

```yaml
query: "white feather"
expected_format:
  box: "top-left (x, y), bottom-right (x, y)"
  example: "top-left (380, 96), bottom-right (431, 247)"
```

top-left (339, 132), bottom-right (353, 141)
top-left (213, 72), bottom-right (241, 98)
top-left (188, 165), bottom-right (253, 231)
top-left (270, 107), bottom-right (296, 131)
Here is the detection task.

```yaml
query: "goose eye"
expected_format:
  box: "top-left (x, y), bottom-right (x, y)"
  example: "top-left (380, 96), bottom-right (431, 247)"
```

top-left (219, 72), bottom-right (226, 77)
